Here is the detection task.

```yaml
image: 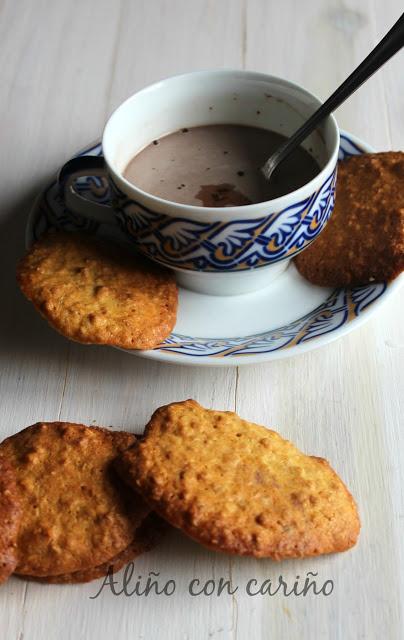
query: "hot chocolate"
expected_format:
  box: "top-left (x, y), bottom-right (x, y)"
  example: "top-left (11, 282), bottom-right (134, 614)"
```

top-left (123, 124), bottom-right (320, 207)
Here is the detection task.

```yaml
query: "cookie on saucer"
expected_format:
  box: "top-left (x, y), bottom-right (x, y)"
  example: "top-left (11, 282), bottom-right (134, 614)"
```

top-left (17, 232), bottom-right (178, 349)
top-left (0, 422), bottom-right (150, 577)
top-left (117, 400), bottom-right (360, 559)
top-left (0, 454), bottom-right (21, 583)
top-left (295, 152), bottom-right (404, 287)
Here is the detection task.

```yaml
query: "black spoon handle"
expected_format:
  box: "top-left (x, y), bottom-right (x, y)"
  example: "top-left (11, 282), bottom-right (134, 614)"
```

top-left (262, 12), bottom-right (404, 179)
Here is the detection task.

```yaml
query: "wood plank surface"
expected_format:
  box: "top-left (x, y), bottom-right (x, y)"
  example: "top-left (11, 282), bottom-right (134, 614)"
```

top-left (0, 1), bottom-right (402, 638)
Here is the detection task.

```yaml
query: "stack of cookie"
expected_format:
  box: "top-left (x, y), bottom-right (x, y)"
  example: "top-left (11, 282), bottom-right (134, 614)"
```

top-left (0, 422), bottom-right (163, 584)
top-left (0, 402), bottom-right (360, 585)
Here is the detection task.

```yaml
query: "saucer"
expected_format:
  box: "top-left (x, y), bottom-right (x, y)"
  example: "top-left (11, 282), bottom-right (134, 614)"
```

top-left (26, 130), bottom-right (403, 366)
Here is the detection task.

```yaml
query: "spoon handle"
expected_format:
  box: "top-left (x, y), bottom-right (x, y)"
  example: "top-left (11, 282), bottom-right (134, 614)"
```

top-left (262, 12), bottom-right (404, 180)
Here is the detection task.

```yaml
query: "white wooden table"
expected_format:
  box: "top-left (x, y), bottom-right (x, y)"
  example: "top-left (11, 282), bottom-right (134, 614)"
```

top-left (1, 1), bottom-right (403, 638)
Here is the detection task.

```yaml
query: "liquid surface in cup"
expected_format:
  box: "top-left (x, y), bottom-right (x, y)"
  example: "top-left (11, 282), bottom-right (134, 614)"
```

top-left (123, 124), bottom-right (321, 207)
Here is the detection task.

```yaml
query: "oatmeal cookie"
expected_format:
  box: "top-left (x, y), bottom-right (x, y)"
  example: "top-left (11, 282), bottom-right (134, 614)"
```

top-left (17, 232), bottom-right (178, 349)
top-left (0, 422), bottom-right (149, 576)
top-left (117, 400), bottom-right (360, 559)
top-left (295, 152), bottom-right (404, 286)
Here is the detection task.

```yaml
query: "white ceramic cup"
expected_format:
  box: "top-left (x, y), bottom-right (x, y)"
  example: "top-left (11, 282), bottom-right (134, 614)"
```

top-left (59, 70), bottom-right (339, 295)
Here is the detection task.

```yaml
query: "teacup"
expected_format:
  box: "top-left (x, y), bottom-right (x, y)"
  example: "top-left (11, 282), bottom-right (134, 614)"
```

top-left (59, 70), bottom-right (339, 295)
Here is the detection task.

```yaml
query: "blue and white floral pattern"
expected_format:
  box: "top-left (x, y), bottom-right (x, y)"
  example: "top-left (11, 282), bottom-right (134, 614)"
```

top-left (112, 169), bottom-right (336, 271)
top-left (158, 283), bottom-right (386, 357)
top-left (28, 131), bottom-right (395, 361)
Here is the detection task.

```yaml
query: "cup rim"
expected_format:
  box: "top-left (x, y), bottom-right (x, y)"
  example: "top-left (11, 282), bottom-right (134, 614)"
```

top-left (103, 69), bottom-right (340, 215)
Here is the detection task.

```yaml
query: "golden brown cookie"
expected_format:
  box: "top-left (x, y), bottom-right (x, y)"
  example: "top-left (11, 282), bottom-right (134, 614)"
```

top-left (295, 152), bottom-right (404, 286)
top-left (17, 232), bottom-right (178, 349)
top-left (23, 513), bottom-right (166, 584)
top-left (0, 454), bottom-right (21, 583)
top-left (0, 422), bottom-right (150, 577)
top-left (117, 400), bottom-right (360, 559)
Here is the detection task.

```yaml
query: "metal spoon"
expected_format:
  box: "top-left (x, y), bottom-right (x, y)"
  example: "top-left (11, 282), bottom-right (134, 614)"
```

top-left (261, 12), bottom-right (404, 182)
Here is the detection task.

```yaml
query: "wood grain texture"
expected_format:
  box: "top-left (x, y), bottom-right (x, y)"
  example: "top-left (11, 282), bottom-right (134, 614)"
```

top-left (0, 0), bottom-right (402, 639)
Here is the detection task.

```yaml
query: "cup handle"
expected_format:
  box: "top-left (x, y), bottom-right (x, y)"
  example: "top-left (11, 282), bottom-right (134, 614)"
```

top-left (58, 154), bottom-right (114, 225)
